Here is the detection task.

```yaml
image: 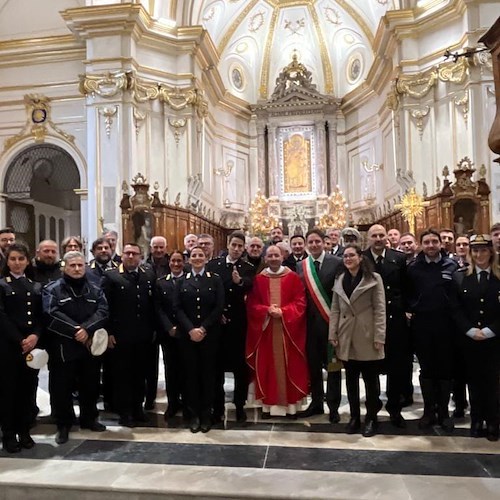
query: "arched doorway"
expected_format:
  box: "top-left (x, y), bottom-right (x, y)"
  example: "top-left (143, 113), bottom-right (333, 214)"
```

top-left (4, 144), bottom-right (81, 253)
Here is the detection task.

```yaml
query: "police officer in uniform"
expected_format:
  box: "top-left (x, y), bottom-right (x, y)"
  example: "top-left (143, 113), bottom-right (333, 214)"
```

top-left (102, 242), bottom-right (156, 427)
top-left (156, 250), bottom-right (185, 419)
top-left (454, 234), bottom-right (500, 441)
top-left (87, 237), bottom-right (118, 285)
top-left (407, 229), bottom-right (458, 432)
top-left (363, 224), bottom-right (411, 428)
top-left (174, 246), bottom-right (224, 433)
top-left (0, 244), bottom-right (42, 453)
top-left (207, 231), bottom-right (255, 423)
top-left (43, 251), bottom-right (109, 444)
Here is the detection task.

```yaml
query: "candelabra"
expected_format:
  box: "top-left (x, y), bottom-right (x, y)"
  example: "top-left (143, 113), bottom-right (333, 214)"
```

top-left (248, 190), bottom-right (280, 237)
top-left (317, 187), bottom-right (349, 229)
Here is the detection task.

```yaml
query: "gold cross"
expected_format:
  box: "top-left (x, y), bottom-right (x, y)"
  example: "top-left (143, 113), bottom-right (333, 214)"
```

top-left (395, 188), bottom-right (429, 235)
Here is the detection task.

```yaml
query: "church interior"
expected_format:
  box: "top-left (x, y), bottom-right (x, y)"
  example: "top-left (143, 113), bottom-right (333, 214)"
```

top-left (1, 0), bottom-right (500, 498)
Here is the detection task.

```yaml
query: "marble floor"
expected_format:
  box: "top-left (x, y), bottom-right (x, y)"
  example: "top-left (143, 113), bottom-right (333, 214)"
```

top-left (0, 364), bottom-right (499, 500)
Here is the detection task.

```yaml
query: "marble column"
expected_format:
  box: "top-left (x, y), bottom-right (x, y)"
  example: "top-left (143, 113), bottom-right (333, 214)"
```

top-left (256, 123), bottom-right (267, 193)
top-left (267, 125), bottom-right (279, 197)
top-left (315, 120), bottom-right (327, 195)
top-left (327, 119), bottom-right (338, 190)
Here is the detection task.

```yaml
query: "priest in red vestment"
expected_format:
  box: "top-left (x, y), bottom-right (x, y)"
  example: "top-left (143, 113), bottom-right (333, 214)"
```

top-left (246, 245), bottom-right (309, 417)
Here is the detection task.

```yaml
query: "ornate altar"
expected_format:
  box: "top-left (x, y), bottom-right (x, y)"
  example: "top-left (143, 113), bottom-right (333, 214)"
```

top-left (120, 174), bottom-right (232, 254)
top-left (250, 53), bottom-right (341, 233)
top-left (375, 157), bottom-right (491, 236)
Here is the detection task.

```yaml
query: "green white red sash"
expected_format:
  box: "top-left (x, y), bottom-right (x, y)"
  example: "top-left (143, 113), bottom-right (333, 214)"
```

top-left (301, 256), bottom-right (331, 323)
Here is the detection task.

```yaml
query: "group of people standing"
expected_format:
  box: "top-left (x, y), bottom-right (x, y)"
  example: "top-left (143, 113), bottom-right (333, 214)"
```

top-left (0, 222), bottom-right (499, 454)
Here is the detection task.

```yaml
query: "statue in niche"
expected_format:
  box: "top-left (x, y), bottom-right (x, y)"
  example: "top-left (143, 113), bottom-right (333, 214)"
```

top-left (283, 133), bottom-right (311, 192)
top-left (131, 211), bottom-right (153, 257)
top-left (453, 199), bottom-right (477, 234)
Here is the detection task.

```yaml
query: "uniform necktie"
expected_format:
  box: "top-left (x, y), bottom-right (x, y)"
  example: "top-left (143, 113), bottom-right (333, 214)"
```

top-left (376, 255), bottom-right (383, 273)
top-left (314, 260), bottom-right (320, 273)
top-left (479, 270), bottom-right (488, 294)
top-left (130, 271), bottom-right (139, 281)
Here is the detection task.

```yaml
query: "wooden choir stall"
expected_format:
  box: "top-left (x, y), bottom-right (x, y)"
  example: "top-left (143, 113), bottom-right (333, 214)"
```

top-left (120, 174), bottom-right (232, 256)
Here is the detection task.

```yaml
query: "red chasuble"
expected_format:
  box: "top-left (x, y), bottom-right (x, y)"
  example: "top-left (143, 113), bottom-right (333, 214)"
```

top-left (246, 267), bottom-right (309, 407)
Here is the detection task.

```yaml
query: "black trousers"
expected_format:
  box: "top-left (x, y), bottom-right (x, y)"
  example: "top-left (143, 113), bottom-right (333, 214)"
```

top-left (179, 333), bottom-right (219, 419)
top-left (306, 329), bottom-right (328, 406)
top-left (326, 370), bottom-right (342, 413)
top-left (344, 360), bottom-right (382, 420)
top-left (412, 315), bottom-right (454, 380)
top-left (49, 355), bottom-right (100, 427)
top-left (110, 342), bottom-right (148, 418)
top-left (145, 341), bottom-right (159, 405)
top-left (214, 324), bottom-right (248, 416)
top-left (160, 335), bottom-right (184, 409)
top-left (0, 350), bottom-right (37, 437)
top-left (384, 321), bottom-right (412, 415)
top-left (464, 338), bottom-right (500, 425)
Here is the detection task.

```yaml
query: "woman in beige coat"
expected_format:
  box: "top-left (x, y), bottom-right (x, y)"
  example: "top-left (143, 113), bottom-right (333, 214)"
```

top-left (329, 244), bottom-right (386, 437)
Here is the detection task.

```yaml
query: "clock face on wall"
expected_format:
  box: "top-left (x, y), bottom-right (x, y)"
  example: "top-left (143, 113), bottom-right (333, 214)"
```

top-left (32, 108), bottom-right (47, 124)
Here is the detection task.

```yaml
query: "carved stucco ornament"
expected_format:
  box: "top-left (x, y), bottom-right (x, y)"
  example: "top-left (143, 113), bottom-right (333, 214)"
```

top-left (438, 58), bottom-right (468, 83)
top-left (2, 94), bottom-right (75, 155)
top-left (79, 71), bottom-right (129, 98)
top-left (396, 69), bottom-right (437, 98)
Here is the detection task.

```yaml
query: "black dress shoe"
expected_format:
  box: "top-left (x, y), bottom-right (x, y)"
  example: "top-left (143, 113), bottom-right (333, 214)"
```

top-left (453, 408), bottom-right (465, 419)
top-left (486, 424), bottom-right (499, 442)
top-left (362, 419), bottom-right (378, 437)
top-left (200, 417), bottom-right (212, 433)
top-left (144, 400), bottom-right (155, 411)
top-left (81, 421), bottom-right (107, 432)
top-left (236, 407), bottom-right (247, 423)
top-left (2, 436), bottom-right (21, 453)
top-left (165, 403), bottom-right (181, 419)
top-left (400, 396), bottom-right (414, 408)
top-left (261, 411), bottom-right (271, 420)
top-left (346, 417), bottom-right (361, 434)
top-left (328, 410), bottom-right (340, 424)
top-left (189, 417), bottom-right (201, 433)
top-left (470, 421), bottom-right (484, 438)
top-left (55, 426), bottom-right (70, 445)
top-left (390, 413), bottom-right (406, 429)
top-left (19, 433), bottom-right (35, 449)
top-left (133, 411), bottom-right (149, 423)
top-left (118, 415), bottom-right (136, 428)
top-left (297, 404), bottom-right (324, 418)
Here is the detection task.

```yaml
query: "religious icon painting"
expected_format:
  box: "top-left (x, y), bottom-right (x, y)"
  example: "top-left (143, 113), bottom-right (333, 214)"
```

top-left (230, 65), bottom-right (245, 91)
top-left (347, 55), bottom-right (363, 84)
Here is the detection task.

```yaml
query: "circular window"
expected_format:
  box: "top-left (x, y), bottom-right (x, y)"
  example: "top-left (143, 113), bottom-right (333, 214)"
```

top-left (229, 65), bottom-right (245, 91)
top-left (347, 55), bottom-right (363, 84)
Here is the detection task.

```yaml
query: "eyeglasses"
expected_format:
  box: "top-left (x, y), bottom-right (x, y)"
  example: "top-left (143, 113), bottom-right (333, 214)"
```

top-left (343, 253), bottom-right (358, 259)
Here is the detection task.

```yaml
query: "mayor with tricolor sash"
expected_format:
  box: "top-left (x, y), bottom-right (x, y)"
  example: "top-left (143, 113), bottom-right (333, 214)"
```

top-left (296, 229), bottom-right (342, 421)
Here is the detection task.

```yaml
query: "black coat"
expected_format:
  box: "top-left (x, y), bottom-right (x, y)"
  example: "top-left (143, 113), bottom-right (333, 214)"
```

top-left (155, 273), bottom-right (182, 338)
top-left (102, 264), bottom-right (156, 344)
top-left (86, 259), bottom-right (119, 286)
top-left (206, 257), bottom-right (254, 328)
top-left (363, 249), bottom-right (408, 325)
top-left (0, 276), bottom-right (43, 351)
top-left (283, 253), bottom-right (307, 272)
top-left (454, 270), bottom-right (500, 336)
top-left (406, 252), bottom-right (459, 314)
top-left (32, 260), bottom-right (63, 285)
top-left (173, 271), bottom-right (224, 339)
top-left (42, 276), bottom-right (108, 362)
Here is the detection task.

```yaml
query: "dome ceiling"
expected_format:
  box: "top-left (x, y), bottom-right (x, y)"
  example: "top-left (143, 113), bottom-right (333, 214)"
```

top-left (191, 0), bottom-right (392, 103)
